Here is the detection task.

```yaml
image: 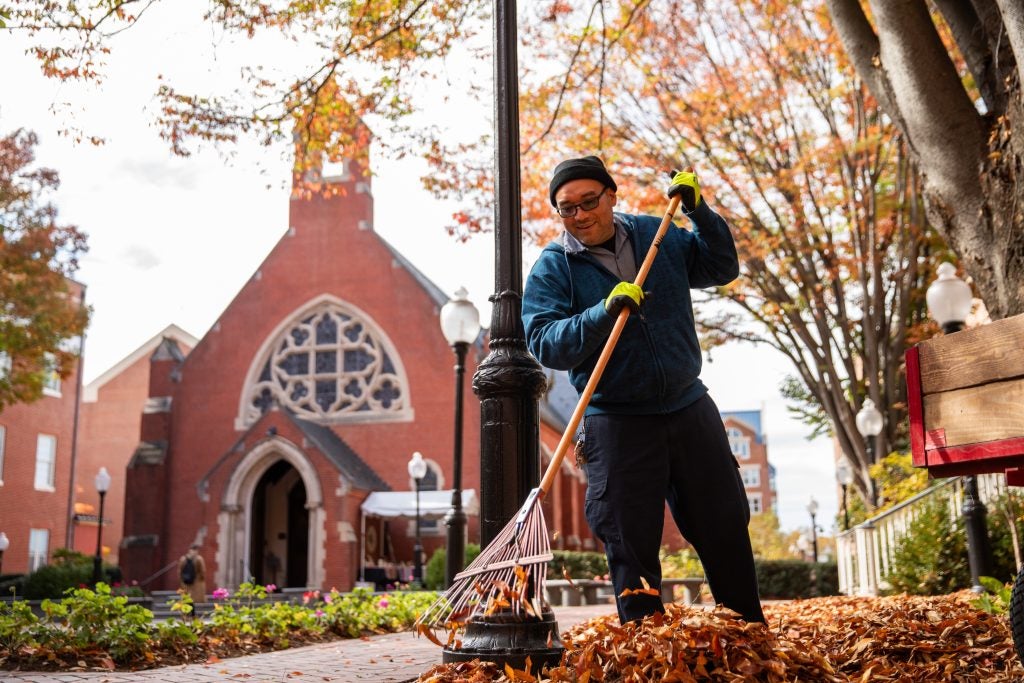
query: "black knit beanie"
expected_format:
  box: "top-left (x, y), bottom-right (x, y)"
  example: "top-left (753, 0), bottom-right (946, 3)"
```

top-left (548, 156), bottom-right (617, 206)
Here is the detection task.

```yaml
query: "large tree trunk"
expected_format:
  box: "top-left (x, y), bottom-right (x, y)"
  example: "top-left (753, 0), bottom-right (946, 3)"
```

top-left (826, 0), bottom-right (1024, 319)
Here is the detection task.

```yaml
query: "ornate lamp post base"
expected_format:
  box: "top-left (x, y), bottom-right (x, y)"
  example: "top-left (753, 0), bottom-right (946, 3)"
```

top-left (442, 611), bottom-right (564, 671)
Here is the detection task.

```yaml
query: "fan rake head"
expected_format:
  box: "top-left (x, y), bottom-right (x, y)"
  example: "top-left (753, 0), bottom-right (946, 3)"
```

top-left (415, 489), bottom-right (554, 642)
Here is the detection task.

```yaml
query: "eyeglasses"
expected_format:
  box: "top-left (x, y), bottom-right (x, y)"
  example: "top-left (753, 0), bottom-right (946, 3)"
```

top-left (555, 188), bottom-right (608, 218)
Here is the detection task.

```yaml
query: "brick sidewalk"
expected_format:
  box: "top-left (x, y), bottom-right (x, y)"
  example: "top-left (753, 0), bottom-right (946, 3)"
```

top-left (2, 603), bottom-right (616, 683)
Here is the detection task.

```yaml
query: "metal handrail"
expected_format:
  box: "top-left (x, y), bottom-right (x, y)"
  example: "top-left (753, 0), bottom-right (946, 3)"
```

top-left (138, 560), bottom-right (179, 589)
top-left (835, 473), bottom-right (1006, 595)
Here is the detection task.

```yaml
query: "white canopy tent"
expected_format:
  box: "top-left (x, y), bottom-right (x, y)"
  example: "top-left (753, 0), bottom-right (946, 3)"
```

top-left (358, 490), bottom-right (478, 585)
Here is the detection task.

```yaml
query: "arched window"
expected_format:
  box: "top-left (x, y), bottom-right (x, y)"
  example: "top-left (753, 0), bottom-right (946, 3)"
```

top-left (237, 297), bottom-right (412, 428)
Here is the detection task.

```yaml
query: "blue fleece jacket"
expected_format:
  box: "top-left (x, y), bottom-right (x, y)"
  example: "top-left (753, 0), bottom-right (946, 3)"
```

top-left (522, 201), bottom-right (739, 415)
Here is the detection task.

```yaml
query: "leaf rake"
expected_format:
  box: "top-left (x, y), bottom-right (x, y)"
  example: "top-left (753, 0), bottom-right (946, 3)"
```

top-left (416, 195), bottom-right (682, 635)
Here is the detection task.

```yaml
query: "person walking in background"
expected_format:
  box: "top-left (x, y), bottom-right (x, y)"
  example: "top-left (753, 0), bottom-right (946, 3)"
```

top-left (522, 156), bottom-right (765, 625)
top-left (178, 544), bottom-right (207, 608)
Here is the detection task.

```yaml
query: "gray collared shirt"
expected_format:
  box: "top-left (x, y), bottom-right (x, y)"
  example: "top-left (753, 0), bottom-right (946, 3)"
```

top-left (561, 214), bottom-right (638, 282)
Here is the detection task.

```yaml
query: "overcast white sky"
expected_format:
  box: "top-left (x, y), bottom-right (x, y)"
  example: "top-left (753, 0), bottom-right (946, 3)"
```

top-left (1, 3), bottom-right (840, 536)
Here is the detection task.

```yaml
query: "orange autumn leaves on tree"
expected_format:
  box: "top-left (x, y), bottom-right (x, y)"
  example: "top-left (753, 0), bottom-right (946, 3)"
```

top-left (427, 0), bottom-right (948, 508)
top-left (0, 129), bottom-right (90, 409)
top-left (6, 0), bottom-right (488, 181)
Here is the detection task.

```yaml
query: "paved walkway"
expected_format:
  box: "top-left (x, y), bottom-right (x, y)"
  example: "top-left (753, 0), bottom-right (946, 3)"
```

top-left (2, 603), bottom-right (615, 683)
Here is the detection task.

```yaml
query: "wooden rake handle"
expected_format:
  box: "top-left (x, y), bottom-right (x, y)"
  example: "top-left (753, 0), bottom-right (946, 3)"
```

top-left (538, 195), bottom-right (682, 496)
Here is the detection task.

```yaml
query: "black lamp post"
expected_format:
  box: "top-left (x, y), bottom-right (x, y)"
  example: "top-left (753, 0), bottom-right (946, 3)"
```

top-left (0, 532), bottom-right (9, 576)
top-left (855, 397), bottom-right (883, 507)
top-left (927, 262), bottom-right (990, 591)
top-left (439, 287), bottom-right (481, 589)
top-left (407, 452), bottom-right (427, 584)
top-left (806, 497), bottom-right (820, 563)
top-left (92, 467), bottom-right (111, 586)
top-left (836, 459), bottom-right (854, 531)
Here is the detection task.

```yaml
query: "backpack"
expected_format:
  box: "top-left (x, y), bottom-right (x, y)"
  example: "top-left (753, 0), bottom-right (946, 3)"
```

top-left (181, 557), bottom-right (197, 585)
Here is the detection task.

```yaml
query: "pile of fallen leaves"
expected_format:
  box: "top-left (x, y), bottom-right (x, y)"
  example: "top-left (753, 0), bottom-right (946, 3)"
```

top-left (417, 591), bottom-right (1023, 682)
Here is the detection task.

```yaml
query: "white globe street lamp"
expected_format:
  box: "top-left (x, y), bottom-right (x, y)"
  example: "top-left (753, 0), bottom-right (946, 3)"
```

top-left (407, 452), bottom-right (428, 584)
top-left (438, 287), bottom-right (481, 588)
top-left (926, 262), bottom-right (973, 334)
top-left (926, 262), bottom-right (988, 591)
top-left (92, 467), bottom-right (112, 585)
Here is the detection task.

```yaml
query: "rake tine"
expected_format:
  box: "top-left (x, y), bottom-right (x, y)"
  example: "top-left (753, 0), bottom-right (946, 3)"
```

top-left (416, 491), bottom-right (552, 630)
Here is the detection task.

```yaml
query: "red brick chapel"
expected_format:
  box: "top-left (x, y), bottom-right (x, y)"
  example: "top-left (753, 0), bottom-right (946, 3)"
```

top-left (115, 149), bottom-right (595, 593)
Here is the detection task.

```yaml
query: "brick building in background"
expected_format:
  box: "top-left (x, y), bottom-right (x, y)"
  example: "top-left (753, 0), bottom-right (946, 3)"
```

top-left (0, 281), bottom-right (86, 575)
top-left (0, 136), bottom-right (597, 592)
top-left (659, 408), bottom-right (776, 551)
top-left (69, 325), bottom-right (198, 567)
top-left (109, 144), bottom-right (598, 592)
top-left (722, 409), bottom-right (776, 516)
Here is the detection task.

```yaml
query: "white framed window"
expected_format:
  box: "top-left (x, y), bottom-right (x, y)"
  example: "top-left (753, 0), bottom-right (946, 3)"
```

top-left (0, 351), bottom-right (10, 379)
top-left (34, 434), bottom-right (57, 491)
top-left (0, 425), bottom-right (6, 484)
top-left (747, 493), bottom-right (763, 515)
top-left (28, 528), bottom-right (50, 571)
top-left (727, 427), bottom-right (750, 458)
top-left (42, 353), bottom-right (61, 397)
top-left (740, 466), bottom-right (760, 487)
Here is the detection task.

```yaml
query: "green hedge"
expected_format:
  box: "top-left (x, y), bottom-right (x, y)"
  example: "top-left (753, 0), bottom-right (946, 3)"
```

top-left (424, 544), bottom-right (482, 590)
top-left (426, 545), bottom-right (839, 599)
top-left (884, 489), bottom-right (1022, 595)
top-left (546, 551), bottom-right (609, 579)
top-left (5, 550), bottom-right (121, 600)
top-left (754, 559), bottom-right (839, 599)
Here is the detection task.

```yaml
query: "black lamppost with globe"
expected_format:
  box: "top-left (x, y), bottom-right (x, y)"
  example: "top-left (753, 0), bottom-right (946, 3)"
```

top-left (856, 397), bottom-right (883, 507)
top-left (407, 451), bottom-right (428, 584)
top-left (926, 261), bottom-right (991, 591)
top-left (439, 287), bottom-right (481, 588)
top-left (836, 459), bottom-right (854, 531)
top-left (92, 467), bottom-right (111, 585)
top-left (806, 497), bottom-right (820, 563)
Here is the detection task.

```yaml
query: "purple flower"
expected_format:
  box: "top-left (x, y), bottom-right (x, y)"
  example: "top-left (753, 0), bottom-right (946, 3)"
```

top-left (378, 598), bottom-right (389, 609)
top-left (265, 583), bottom-right (277, 592)
top-left (212, 587), bottom-right (230, 600)
top-left (324, 593), bottom-right (333, 604)
top-left (315, 609), bottom-right (324, 618)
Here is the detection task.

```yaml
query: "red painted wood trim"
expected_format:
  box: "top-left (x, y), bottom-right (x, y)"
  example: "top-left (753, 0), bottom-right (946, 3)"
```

top-left (905, 345), bottom-right (927, 468)
top-left (925, 436), bottom-right (1024, 467)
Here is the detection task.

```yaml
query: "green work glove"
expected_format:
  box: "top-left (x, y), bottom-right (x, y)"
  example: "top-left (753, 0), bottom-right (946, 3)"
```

top-left (666, 169), bottom-right (702, 212)
top-left (604, 281), bottom-right (644, 316)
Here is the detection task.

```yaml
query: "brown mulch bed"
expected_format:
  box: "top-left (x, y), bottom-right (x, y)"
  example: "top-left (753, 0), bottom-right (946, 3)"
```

top-left (418, 591), bottom-right (1023, 682)
top-left (0, 630), bottom-right (341, 672)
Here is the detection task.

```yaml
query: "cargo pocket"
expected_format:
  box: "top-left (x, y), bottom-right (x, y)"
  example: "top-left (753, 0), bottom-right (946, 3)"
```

top-left (582, 418), bottom-right (608, 500)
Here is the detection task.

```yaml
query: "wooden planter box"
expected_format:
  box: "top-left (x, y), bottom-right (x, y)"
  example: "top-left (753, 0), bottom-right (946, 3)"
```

top-left (907, 312), bottom-right (1024, 485)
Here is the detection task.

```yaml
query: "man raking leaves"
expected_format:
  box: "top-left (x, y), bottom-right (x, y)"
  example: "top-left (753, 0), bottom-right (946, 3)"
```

top-left (415, 157), bottom-right (762, 641)
top-left (522, 157), bottom-right (764, 626)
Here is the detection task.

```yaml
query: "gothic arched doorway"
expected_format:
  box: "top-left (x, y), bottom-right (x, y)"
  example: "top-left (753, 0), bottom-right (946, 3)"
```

top-left (250, 459), bottom-right (309, 588)
top-left (216, 436), bottom-right (325, 590)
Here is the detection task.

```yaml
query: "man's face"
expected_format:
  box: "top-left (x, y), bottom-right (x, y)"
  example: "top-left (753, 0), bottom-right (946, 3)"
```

top-left (555, 178), bottom-right (617, 246)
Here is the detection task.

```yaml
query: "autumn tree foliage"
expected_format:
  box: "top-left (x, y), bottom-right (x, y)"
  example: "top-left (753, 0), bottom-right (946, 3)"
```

top-left (825, 0), bottom-right (1024, 320)
top-left (0, 129), bottom-right (90, 409)
top-left (4, 0), bottom-right (488, 178)
top-left (450, 0), bottom-right (941, 507)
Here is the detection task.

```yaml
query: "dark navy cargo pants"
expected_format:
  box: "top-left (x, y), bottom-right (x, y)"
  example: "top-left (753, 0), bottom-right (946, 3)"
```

top-left (581, 393), bottom-right (765, 624)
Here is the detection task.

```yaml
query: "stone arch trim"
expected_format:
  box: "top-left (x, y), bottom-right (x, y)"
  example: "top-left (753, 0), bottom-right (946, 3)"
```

top-left (235, 294), bottom-right (414, 430)
top-left (215, 437), bottom-right (327, 589)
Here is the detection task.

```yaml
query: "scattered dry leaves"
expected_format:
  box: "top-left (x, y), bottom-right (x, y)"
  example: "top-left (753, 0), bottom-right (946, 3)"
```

top-left (417, 591), bottom-right (1024, 682)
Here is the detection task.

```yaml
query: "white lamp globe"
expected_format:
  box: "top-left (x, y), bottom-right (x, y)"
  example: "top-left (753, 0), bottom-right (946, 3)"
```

top-left (926, 262), bottom-right (973, 328)
top-left (407, 451), bottom-right (427, 480)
